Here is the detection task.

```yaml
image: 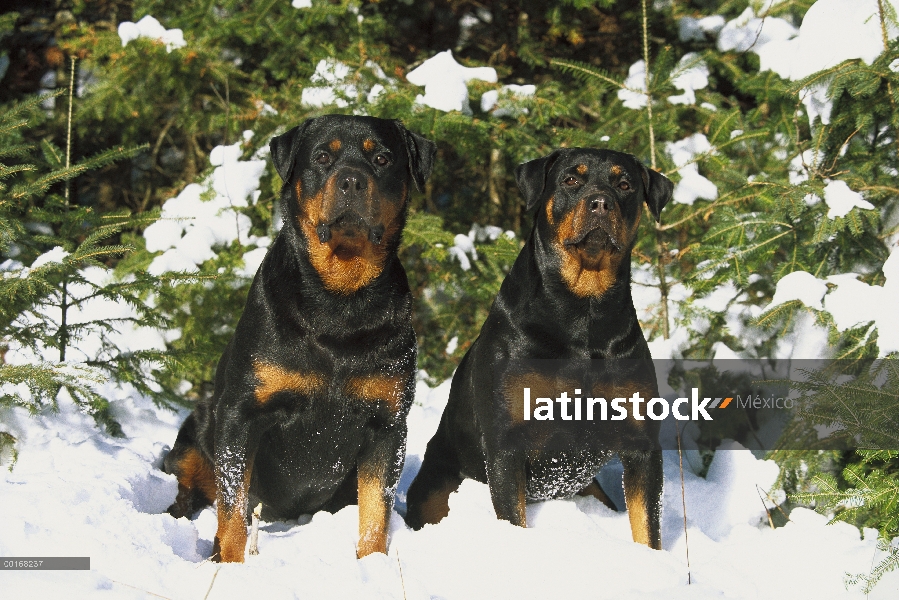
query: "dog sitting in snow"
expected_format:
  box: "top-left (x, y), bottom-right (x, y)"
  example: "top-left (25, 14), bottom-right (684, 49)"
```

top-left (405, 148), bottom-right (672, 549)
top-left (163, 115), bottom-right (435, 562)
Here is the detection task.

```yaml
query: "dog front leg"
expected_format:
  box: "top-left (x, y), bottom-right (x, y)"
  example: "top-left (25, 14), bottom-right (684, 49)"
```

top-left (211, 414), bottom-right (257, 563)
top-left (486, 449), bottom-right (528, 527)
top-left (356, 426), bottom-right (406, 558)
top-left (620, 448), bottom-right (663, 549)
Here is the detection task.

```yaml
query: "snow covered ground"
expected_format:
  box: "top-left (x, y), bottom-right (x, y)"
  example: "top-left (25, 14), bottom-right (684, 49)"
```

top-left (1, 373), bottom-right (897, 599)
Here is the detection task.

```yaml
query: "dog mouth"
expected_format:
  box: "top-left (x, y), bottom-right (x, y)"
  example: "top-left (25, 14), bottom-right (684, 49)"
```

top-left (314, 211), bottom-right (385, 246)
top-left (563, 224), bottom-right (621, 253)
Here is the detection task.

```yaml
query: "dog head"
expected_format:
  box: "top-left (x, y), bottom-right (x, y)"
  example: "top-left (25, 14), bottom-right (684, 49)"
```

top-left (270, 115), bottom-right (436, 294)
top-left (515, 148), bottom-right (673, 299)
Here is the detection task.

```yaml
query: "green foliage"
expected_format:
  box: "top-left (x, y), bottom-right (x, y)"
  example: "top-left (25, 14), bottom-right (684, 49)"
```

top-left (0, 94), bottom-right (192, 436)
top-left (402, 213), bottom-right (520, 382)
top-left (775, 360), bottom-right (899, 590)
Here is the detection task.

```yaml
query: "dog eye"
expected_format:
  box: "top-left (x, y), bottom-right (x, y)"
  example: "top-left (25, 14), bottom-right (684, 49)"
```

top-left (618, 181), bottom-right (631, 191)
top-left (563, 176), bottom-right (579, 186)
top-left (374, 154), bottom-right (390, 167)
top-left (316, 152), bottom-right (330, 165)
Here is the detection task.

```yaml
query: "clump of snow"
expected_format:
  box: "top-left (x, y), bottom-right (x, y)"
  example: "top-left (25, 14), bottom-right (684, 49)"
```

top-left (444, 336), bottom-right (458, 355)
top-left (717, 7), bottom-right (798, 56)
top-left (822, 179), bottom-right (875, 219)
top-left (118, 16), bottom-right (186, 53)
top-left (143, 133), bottom-right (268, 276)
top-left (292, 0), bottom-right (312, 7)
top-left (448, 233), bottom-right (477, 271)
top-left (665, 133), bottom-right (718, 205)
top-left (715, 0), bottom-right (899, 126)
top-left (301, 59), bottom-right (391, 109)
top-left (765, 245), bottom-right (899, 356)
top-left (667, 53), bottom-right (709, 105)
top-left (301, 60), bottom-right (353, 108)
top-left (480, 84), bottom-right (536, 117)
top-left (768, 271), bottom-right (828, 310)
top-left (679, 15), bottom-right (726, 42)
top-left (29, 246), bottom-right (69, 269)
top-left (790, 0), bottom-right (898, 81)
top-left (406, 51), bottom-right (497, 115)
top-left (617, 60), bottom-right (648, 109)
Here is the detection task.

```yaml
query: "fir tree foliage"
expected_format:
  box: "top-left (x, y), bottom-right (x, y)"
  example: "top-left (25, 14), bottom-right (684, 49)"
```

top-left (0, 91), bottom-right (192, 436)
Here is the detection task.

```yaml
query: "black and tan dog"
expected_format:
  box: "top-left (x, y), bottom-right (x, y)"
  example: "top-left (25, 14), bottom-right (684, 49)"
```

top-left (163, 115), bottom-right (435, 562)
top-left (405, 148), bottom-right (672, 549)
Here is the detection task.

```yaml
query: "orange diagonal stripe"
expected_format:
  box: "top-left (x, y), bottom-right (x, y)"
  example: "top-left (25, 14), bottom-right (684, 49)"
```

top-left (718, 397), bottom-right (732, 409)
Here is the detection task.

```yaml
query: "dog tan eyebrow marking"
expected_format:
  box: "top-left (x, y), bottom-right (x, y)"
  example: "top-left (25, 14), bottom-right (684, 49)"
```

top-left (329, 139), bottom-right (342, 152)
top-left (610, 165), bottom-right (622, 176)
top-left (345, 374), bottom-right (407, 413)
top-left (253, 360), bottom-right (325, 404)
top-left (362, 139), bottom-right (376, 152)
top-left (577, 164), bottom-right (588, 175)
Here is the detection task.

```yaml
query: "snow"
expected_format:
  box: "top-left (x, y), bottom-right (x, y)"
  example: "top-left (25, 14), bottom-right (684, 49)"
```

top-left (617, 60), bottom-right (648, 109)
top-left (665, 134), bottom-right (718, 205)
top-left (717, 7), bottom-right (798, 59)
top-left (301, 59), bottom-right (391, 109)
top-left (448, 233), bottom-right (477, 271)
top-left (822, 180), bottom-right (875, 219)
top-left (667, 53), bottom-right (709, 106)
top-left (480, 84), bottom-right (536, 117)
top-left (3, 370), bottom-right (898, 598)
top-left (768, 270), bottom-right (829, 310)
top-left (789, 0), bottom-right (898, 80)
top-left (30, 246), bottom-right (70, 269)
top-left (678, 15), bottom-right (725, 42)
top-left (765, 245), bottom-right (899, 356)
top-left (712, 0), bottom-right (899, 126)
top-left (143, 135), bottom-right (268, 277)
top-left (292, 0), bottom-right (312, 8)
top-left (406, 51), bottom-right (498, 115)
top-left (117, 16), bottom-right (186, 53)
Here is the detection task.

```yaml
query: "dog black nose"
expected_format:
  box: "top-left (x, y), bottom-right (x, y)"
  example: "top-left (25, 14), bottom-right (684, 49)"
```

top-left (588, 197), bottom-right (610, 213)
top-left (340, 173), bottom-right (364, 193)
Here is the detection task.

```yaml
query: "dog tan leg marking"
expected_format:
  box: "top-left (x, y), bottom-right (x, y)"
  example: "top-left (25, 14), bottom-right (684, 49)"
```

top-left (576, 480), bottom-right (616, 511)
top-left (213, 466), bottom-right (253, 563)
top-left (415, 479), bottom-right (461, 525)
top-left (515, 472), bottom-right (527, 527)
top-left (624, 485), bottom-right (655, 548)
top-left (173, 447), bottom-right (217, 507)
top-left (253, 360), bottom-right (325, 404)
top-left (357, 469), bottom-right (390, 557)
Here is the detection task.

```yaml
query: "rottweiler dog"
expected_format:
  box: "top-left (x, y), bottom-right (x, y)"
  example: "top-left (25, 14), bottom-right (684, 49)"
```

top-left (163, 115), bottom-right (436, 562)
top-left (405, 148), bottom-right (672, 549)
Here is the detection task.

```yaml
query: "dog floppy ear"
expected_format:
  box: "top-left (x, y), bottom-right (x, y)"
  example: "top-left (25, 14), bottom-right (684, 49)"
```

top-left (515, 149), bottom-right (564, 212)
top-left (270, 119), bottom-right (313, 182)
top-left (394, 121), bottom-right (437, 192)
top-left (638, 162), bottom-right (673, 222)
